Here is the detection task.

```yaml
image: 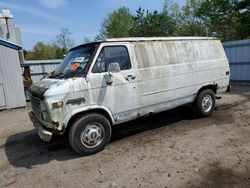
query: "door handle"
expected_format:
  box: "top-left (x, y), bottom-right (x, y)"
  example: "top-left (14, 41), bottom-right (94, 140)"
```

top-left (126, 75), bottom-right (136, 81)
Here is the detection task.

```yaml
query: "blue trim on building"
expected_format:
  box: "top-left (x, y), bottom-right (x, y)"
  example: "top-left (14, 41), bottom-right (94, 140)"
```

top-left (223, 42), bottom-right (250, 48)
top-left (0, 39), bottom-right (22, 50)
top-left (230, 62), bottom-right (250, 65)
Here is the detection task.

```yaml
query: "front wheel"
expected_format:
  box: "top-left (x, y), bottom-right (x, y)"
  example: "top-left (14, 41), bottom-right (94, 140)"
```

top-left (194, 89), bottom-right (215, 117)
top-left (68, 113), bottom-right (112, 155)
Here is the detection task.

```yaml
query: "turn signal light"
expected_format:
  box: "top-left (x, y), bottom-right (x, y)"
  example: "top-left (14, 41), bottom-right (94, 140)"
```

top-left (52, 101), bottom-right (64, 109)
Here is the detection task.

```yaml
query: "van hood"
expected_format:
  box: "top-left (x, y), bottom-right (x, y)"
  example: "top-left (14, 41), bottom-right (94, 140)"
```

top-left (30, 79), bottom-right (65, 98)
top-left (30, 78), bottom-right (88, 99)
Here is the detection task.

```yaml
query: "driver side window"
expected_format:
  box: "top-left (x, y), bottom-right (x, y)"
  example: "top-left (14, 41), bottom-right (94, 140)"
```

top-left (92, 46), bottom-right (131, 73)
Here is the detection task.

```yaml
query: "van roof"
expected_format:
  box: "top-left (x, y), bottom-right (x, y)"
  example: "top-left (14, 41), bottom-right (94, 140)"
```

top-left (71, 37), bottom-right (217, 51)
top-left (96, 37), bottom-right (217, 43)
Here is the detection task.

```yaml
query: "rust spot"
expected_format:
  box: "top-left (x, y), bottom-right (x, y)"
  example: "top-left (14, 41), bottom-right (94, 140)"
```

top-left (106, 81), bottom-right (113, 86)
top-left (53, 121), bottom-right (59, 129)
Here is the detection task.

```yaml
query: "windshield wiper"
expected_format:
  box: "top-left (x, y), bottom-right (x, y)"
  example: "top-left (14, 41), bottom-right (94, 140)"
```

top-left (50, 72), bottom-right (65, 79)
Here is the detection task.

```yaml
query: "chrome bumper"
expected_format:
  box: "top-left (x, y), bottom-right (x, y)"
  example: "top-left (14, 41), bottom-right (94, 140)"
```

top-left (29, 112), bottom-right (52, 142)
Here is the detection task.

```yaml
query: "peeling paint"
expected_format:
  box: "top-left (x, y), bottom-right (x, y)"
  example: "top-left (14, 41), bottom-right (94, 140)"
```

top-left (28, 37), bottom-right (230, 140)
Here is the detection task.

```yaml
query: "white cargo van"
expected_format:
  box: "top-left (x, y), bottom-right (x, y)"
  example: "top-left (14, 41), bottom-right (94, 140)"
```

top-left (29, 37), bottom-right (230, 155)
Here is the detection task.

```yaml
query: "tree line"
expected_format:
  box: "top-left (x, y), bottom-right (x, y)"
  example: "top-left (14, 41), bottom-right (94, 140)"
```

top-left (25, 0), bottom-right (249, 60)
top-left (24, 28), bottom-right (74, 60)
top-left (97, 0), bottom-right (249, 41)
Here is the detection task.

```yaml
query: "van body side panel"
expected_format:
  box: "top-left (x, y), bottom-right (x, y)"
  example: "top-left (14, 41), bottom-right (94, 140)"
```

top-left (131, 40), bottom-right (229, 116)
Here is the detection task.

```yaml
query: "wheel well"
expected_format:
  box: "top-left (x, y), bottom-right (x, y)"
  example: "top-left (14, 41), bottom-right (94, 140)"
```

top-left (198, 84), bottom-right (217, 95)
top-left (66, 109), bottom-right (113, 132)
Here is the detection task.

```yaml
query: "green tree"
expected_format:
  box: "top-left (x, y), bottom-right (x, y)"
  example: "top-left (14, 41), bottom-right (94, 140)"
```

top-left (176, 0), bottom-right (206, 36)
top-left (56, 28), bottom-right (74, 49)
top-left (235, 0), bottom-right (250, 39)
top-left (23, 49), bottom-right (30, 59)
top-left (196, 0), bottom-right (242, 40)
top-left (163, 0), bottom-right (184, 36)
top-left (97, 0), bottom-right (249, 41)
top-left (25, 42), bottom-right (67, 60)
top-left (130, 7), bottom-right (176, 37)
top-left (55, 46), bottom-right (68, 59)
top-left (99, 7), bottom-right (134, 38)
top-left (129, 7), bottom-right (145, 36)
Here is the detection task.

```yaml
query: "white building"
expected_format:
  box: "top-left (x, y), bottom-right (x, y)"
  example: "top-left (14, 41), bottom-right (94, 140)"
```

top-left (0, 39), bottom-right (26, 109)
top-left (0, 9), bottom-right (22, 46)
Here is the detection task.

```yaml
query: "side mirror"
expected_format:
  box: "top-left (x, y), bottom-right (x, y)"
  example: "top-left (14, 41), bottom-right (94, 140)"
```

top-left (107, 62), bottom-right (121, 73)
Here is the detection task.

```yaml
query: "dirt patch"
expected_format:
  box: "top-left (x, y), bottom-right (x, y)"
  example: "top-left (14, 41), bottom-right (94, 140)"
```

top-left (185, 161), bottom-right (250, 188)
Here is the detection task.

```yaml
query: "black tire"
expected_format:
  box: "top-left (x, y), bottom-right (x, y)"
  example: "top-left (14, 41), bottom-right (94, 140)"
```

top-left (68, 113), bottom-right (112, 155)
top-left (195, 89), bottom-right (215, 117)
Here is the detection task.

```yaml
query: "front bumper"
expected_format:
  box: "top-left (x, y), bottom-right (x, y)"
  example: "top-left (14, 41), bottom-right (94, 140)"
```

top-left (29, 112), bottom-right (53, 142)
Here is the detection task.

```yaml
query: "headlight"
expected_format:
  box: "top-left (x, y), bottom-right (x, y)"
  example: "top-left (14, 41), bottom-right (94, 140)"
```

top-left (40, 101), bottom-right (49, 120)
top-left (52, 101), bottom-right (64, 109)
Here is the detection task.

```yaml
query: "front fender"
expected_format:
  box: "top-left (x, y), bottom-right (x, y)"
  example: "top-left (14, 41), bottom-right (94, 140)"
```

top-left (63, 105), bottom-right (115, 129)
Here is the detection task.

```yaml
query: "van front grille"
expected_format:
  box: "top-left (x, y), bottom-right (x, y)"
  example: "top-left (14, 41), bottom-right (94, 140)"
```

top-left (30, 95), bottom-right (41, 120)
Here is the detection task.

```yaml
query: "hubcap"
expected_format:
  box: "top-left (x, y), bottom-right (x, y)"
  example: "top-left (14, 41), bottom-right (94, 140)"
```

top-left (80, 123), bottom-right (105, 148)
top-left (202, 94), bottom-right (213, 113)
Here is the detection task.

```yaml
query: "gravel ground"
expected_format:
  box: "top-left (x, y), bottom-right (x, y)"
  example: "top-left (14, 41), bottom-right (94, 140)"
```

top-left (0, 85), bottom-right (250, 188)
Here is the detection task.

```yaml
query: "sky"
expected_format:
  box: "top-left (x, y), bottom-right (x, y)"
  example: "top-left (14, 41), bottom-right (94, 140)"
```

top-left (0, 0), bottom-right (185, 50)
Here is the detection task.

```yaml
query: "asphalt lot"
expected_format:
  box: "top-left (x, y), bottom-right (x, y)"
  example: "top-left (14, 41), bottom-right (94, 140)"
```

top-left (0, 85), bottom-right (250, 188)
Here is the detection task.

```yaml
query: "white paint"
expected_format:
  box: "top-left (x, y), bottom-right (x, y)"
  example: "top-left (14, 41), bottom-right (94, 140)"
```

top-left (0, 44), bottom-right (26, 109)
top-left (31, 37), bottom-right (230, 133)
top-left (0, 67), bottom-right (5, 107)
top-left (0, 83), bottom-right (6, 107)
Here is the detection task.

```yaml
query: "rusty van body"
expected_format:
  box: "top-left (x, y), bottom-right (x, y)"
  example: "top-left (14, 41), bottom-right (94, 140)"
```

top-left (28, 37), bottom-right (230, 155)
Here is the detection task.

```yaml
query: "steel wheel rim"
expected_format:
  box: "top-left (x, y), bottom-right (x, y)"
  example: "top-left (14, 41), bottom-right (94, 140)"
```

top-left (80, 122), bottom-right (105, 148)
top-left (202, 94), bottom-right (213, 113)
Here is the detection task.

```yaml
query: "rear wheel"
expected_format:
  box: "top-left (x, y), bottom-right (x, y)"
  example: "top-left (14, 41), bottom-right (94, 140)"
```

top-left (68, 113), bottom-right (112, 155)
top-left (195, 89), bottom-right (215, 117)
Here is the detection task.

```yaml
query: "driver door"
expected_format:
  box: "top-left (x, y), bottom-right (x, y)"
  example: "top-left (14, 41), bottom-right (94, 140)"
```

top-left (87, 44), bottom-right (138, 123)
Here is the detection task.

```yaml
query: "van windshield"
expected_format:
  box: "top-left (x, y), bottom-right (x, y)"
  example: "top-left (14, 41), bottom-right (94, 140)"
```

top-left (52, 45), bottom-right (96, 78)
